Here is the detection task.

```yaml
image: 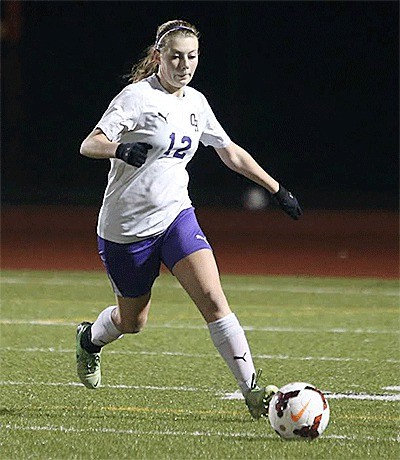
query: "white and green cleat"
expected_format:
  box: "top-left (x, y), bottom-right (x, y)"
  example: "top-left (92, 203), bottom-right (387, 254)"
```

top-left (76, 322), bottom-right (102, 389)
top-left (245, 370), bottom-right (278, 419)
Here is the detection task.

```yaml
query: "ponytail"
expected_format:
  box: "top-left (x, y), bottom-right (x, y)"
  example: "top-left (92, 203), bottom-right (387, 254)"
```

top-left (129, 46), bottom-right (158, 83)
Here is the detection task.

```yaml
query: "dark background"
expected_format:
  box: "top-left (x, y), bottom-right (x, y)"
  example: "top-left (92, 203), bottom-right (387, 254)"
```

top-left (2, 0), bottom-right (399, 210)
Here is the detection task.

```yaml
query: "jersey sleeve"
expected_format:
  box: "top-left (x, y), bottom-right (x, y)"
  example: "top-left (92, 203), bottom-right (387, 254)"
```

top-left (199, 97), bottom-right (231, 148)
top-left (96, 85), bottom-right (143, 142)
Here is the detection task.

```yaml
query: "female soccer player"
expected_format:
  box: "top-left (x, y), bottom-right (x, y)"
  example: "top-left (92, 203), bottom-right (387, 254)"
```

top-left (76, 19), bottom-right (302, 419)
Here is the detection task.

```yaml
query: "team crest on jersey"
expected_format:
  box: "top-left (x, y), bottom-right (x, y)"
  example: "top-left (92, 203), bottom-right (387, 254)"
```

top-left (190, 113), bottom-right (198, 131)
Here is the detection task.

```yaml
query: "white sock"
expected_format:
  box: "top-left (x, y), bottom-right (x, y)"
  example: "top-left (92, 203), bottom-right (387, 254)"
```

top-left (208, 313), bottom-right (256, 395)
top-left (91, 306), bottom-right (123, 347)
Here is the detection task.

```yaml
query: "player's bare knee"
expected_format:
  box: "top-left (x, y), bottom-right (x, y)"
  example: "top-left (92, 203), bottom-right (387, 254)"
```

top-left (197, 293), bottom-right (230, 322)
top-left (205, 290), bottom-right (228, 310)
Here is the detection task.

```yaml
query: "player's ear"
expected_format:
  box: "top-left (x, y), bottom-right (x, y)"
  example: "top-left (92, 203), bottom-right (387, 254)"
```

top-left (153, 48), bottom-right (161, 65)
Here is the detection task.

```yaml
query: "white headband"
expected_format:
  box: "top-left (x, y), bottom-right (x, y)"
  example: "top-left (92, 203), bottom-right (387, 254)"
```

top-left (155, 26), bottom-right (196, 49)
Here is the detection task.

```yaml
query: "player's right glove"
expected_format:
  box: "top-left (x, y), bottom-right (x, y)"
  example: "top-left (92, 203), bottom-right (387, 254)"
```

top-left (274, 184), bottom-right (303, 220)
top-left (115, 142), bottom-right (153, 167)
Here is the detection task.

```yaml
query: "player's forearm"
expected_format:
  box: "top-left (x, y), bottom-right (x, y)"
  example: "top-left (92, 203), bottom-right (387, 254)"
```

top-left (236, 156), bottom-right (279, 194)
top-left (80, 130), bottom-right (119, 159)
top-left (243, 166), bottom-right (280, 194)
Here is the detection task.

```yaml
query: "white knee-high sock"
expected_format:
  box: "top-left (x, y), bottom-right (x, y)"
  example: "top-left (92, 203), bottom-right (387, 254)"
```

top-left (91, 306), bottom-right (123, 347)
top-left (208, 312), bottom-right (256, 395)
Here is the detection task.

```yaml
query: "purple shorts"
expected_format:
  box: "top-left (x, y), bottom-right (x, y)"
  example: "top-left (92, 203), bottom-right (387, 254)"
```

top-left (97, 207), bottom-right (212, 298)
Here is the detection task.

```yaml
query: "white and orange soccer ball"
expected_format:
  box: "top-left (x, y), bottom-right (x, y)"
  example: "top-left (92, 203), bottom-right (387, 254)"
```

top-left (268, 382), bottom-right (330, 440)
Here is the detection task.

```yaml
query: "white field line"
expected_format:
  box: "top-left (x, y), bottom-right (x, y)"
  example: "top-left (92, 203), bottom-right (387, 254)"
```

top-left (221, 390), bottom-right (400, 402)
top-left (1, 275), bottom-right (398, 297)
top-left (383, 386), bottom-right (400, 391)
top-left (223, 283), bottom-right (400, 298)
top-left (0, 380), bottom-right (204, 392)
top-left (1, 346), bottom-right (399, 364)
top-left (0, 318), bottom-right (398, 335)
top-left (1, 423), bottom-right (399, 443)
top-left (1, 380), bottom-right (400, 403)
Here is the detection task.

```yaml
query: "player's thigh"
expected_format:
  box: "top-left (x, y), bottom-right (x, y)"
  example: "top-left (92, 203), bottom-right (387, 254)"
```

top-left (172, 249), bottom-right (231, 323)
top-left (98, 235), bottom-right (162, 298)
top-left (161, 207), bottom-right (211, 271)
top-left (97, 235), bottom-right (161, 331)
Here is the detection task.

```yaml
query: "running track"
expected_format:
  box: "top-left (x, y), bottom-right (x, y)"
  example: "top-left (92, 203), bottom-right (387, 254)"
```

top-left (1, 206), bottom-right (398, 278)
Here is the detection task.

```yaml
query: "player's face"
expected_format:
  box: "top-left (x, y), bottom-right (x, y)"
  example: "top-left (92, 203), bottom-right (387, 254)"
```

top-left (156, 36), bottom-right (199, 95)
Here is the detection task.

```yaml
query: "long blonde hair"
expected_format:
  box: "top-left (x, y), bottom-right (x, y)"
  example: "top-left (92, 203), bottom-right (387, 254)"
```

top-left (129, 20), bottom-right (200, 83)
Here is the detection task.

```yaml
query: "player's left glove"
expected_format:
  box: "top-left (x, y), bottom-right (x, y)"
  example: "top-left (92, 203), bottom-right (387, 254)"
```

top-left (274, 185), bottom-right (303, 220)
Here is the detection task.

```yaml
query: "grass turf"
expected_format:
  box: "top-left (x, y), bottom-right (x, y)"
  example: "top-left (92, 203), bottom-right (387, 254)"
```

top-left (0, 270), bottom-right (399, 459)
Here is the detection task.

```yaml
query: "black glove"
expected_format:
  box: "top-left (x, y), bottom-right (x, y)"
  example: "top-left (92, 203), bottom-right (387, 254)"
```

top-left (115, 142), bottom-right (153, 167)
top-left (274, 184), bottom-right (303, 220)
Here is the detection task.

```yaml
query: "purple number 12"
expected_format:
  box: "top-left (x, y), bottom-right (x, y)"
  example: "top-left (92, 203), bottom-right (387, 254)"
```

top-left (163, 133), bottom-right (192, 159)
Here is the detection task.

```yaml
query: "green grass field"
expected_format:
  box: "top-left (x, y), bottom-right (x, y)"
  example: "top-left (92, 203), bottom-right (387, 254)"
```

top-left (0, 269), bottom-right (399, 459)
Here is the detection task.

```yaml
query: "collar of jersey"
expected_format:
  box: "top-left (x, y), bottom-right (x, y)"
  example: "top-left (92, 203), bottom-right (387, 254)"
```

top-left (152, 74), bottom-right (186, 99)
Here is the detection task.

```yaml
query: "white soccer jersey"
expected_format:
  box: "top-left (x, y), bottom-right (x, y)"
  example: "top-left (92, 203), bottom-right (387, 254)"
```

top-left (95, 74), bottom-right (231, 243)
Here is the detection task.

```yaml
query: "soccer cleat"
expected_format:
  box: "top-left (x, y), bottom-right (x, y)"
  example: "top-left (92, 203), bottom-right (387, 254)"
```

top-left (76, 322), bottom-right (102, 389)
top-left (245, 370), bottom-right (278, 419)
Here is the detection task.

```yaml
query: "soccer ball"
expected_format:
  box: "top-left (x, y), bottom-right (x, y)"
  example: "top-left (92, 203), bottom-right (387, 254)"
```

top-left (268, 382), bottom-right (330, 440)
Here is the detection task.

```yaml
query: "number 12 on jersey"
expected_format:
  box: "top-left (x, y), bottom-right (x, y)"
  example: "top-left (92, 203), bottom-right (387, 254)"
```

top-left (163, 133), bottom-right (192, 159)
